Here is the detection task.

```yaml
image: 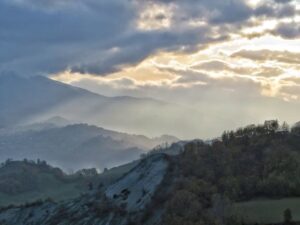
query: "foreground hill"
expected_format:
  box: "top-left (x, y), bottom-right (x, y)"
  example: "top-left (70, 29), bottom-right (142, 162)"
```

top-left (0, 123), bottom-right (178, 171)
top-left (0, 154), bottom-right (170, 225)
top-left (0, 159), bottom-right (140, 207)
top-left (0, 141), bottom-right (182, 207)
top-left (0, 160), bottom-right (97, 206)
top-left (1, 120), bottom-right (300, 225)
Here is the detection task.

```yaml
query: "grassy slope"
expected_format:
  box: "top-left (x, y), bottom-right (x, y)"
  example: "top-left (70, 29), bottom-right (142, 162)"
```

top-left (0, 172), bottom-right (86, 206)
top-left (232, 198), bottom-right (300, 224)
top-left (0, 160), bottom-right (138, 207)
top-left (0, 183), bottom-right (81, 206)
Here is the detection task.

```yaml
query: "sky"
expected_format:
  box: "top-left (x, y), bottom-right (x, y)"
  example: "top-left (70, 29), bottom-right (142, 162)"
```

top-left (1, 0), bottom-right (300, 138)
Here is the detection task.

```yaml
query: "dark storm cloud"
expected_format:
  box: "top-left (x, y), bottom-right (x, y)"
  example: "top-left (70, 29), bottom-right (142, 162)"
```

top-left (273, 23), bottom-right (300, 39)
top-left (0, 0), bottom-right (138, 75)
top-left (255, 3), bottom-right (296, 18)
top-left (0, 0), bottom-right (298, 76)
top-left (273, 0), bottom-right (293, 3)
top-left (71, 26), bottom-right (227, 75)
top-left (147, 0), bottom-right (253, 24)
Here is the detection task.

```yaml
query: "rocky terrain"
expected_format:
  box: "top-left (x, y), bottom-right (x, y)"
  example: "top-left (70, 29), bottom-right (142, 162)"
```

top-left (0, 154), bottom-right (170, 225)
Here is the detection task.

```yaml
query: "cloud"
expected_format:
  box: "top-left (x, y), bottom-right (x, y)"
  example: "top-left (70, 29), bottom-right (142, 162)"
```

top-left (254, 3), bottom-right (297, 18)
top-left (69, 26), bottom-right (226, 75)
top-left (1, 0), bottom-right (299, 77)
top-left (148, 0), bottom-right (253, 24)
top-left (0, 0), bottom-right (229, 76)
top-left (231, 49), bottom-right (300, 64)
top-left (0, 0), bottom-right (138, 75)
top-left (272, 22), bottom-right (300, 39)
top-left (273, 0), bottom-right (293, 4)
top-left (192, 60), bottom-right (284, 78)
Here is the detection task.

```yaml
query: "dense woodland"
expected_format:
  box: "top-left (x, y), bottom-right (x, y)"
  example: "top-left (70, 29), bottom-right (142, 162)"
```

top-left (155, 120), bottom-right (300, 225)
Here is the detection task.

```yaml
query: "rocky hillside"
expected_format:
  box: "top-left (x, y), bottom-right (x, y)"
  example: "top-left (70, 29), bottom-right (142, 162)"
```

top-left (0, 154), bottom-right (170, 225)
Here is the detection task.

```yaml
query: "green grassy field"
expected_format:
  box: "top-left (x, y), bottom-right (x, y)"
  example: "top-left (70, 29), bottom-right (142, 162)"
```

top-left (232, 198), bottom-right (300, 224)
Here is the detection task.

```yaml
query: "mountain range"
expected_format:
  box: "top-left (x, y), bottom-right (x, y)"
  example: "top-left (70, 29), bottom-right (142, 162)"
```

top-left (0, 122), bottom-right (178, 171)
top-left (0, 74), bottom-right (179, 170)
top-left (0, 74), bottom-right (187, 138)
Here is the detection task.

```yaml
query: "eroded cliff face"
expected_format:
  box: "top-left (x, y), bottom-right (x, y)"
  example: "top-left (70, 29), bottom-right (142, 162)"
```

top-left (0, 154), bottom-right (169, 225)
top-left (106, 153), bottom-right (168, 212)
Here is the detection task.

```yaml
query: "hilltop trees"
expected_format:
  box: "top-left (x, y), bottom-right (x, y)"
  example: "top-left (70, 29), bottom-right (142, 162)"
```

top-left (161, 120), bottom-right (300, 225)
top-left (221, 120), bottom-right (291, 144)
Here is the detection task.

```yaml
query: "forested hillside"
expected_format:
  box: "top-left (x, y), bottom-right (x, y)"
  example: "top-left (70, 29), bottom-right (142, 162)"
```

top-left (160, 120), bottom-right (300, 225)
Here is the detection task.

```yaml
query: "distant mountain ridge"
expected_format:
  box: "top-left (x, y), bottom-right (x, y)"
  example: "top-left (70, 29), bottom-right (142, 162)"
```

top-left (0, 74), bottom-right (179, 171)
top-left (0, 122), bottom-right (179, 171)
top-left (0, 74), bottom-right (192, 138)
top-left (0, 74), bottom-right (163, 129)
top-left (0, 74), bottom-right (102, 128)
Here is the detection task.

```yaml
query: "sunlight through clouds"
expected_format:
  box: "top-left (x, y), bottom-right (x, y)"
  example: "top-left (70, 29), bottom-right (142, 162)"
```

top-left (136, 2), bottom-right (174, 31)
top-left (1, 0), bottom-right (300, 129)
